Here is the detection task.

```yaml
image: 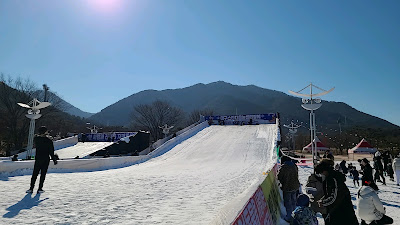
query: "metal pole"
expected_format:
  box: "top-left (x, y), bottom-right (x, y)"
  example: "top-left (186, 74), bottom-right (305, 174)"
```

top-left (310, 111), bottom-right (314, 168)
top-left (27, 119), bottom-right (35, 159)
top-left (313, 111), bottom-right (317, 165)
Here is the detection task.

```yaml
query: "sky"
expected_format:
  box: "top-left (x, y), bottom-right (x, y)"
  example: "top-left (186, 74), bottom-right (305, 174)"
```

top-left (0, 0), bottom-right (399, 126)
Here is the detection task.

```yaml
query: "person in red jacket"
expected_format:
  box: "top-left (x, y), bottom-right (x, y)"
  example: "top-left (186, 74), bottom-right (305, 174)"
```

top-left (26, 126), bottom-right (58, 194)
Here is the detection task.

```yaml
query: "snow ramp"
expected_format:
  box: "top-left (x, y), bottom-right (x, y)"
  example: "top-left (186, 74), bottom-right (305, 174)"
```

top-left (0, 124), bottom-right (278, 225)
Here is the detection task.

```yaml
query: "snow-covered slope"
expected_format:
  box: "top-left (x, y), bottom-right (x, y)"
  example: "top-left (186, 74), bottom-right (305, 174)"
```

top-left (55, 142), bottom-right (113, 159)
top-left (0, 124), bottom-right (277, 225)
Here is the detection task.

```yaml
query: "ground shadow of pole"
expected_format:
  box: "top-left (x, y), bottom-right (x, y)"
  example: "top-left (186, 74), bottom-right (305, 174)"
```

top-left (3, 193), bottom-right (48, 218)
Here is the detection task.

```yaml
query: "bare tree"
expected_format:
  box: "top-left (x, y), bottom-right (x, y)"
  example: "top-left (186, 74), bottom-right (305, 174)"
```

top-left (130, 100), bottom-right (184, 141)
top-left (0, 74), bottom-right (38, 155)
top-left (187, 108), bottom-right (214, 125)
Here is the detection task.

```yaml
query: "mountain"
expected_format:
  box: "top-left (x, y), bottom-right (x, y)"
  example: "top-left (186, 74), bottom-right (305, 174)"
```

top-left (88, 81), bottom-right (399, 131)
top-left (38, 91), bottom-right (95, 118)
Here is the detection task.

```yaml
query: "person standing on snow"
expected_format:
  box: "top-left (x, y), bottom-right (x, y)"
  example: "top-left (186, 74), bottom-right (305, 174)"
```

top-left (393, 154), bottom-right (400, 186)
top-left (382, 151), bottom-right (391, 175)
top-left (373, 155), bottom-right (386, 185)
top-left (26, 126), bottom-right (58, 194)
top-left (277, 156), bottom-right (300, 222)
top-left (357, 180), bottom-right (393, 225)
top-left (315, 160), bottom-right (358, 225)
top-left (360, 158), bottom-right (375, 187)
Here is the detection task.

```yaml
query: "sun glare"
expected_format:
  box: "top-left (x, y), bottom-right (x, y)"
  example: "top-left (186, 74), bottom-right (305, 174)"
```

top-left (87, 0), bottom-right (123, 13)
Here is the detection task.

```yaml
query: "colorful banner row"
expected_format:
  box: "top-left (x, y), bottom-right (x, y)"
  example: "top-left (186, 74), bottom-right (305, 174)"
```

top-left (204, 113), bottom-right (277, 125)
top-left (83, 132), bottom-right (137, 142)
top-left (232, 164), bottom-right (281, 225)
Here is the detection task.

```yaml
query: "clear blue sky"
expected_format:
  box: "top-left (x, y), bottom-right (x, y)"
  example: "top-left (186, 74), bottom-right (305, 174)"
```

top-left (0, 0), bottom-right (399, 126)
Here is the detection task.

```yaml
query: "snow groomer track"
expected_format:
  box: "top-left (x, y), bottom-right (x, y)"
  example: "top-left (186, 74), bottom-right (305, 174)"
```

top-left (0, 124), bottom-right (278, 225)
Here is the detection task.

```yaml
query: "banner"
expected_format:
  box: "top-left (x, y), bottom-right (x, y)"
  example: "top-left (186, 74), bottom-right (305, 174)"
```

top-left (204, 113), bottom-right (277, 125)
top-left (84, 132), bottom-right (137, 142)
top-left (260, 164), bottom-right (281, 224)
top-left (232, 163), bottom-right (281, 225)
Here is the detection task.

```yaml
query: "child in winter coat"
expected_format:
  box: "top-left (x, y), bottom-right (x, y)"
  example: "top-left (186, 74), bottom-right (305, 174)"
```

top-left (291, 194), bottom-right (318, 225)
top-left (349, 166), bottom-right (360, 187)
top-left (357, 180), bottom-right (393, 225)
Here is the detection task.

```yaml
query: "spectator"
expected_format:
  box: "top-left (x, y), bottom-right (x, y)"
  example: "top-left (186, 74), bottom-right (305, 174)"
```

top-left (393, 154), bottom-right (400, 186)
top-left (360, 158), bottom-right (375, 188)
top-left (291, 194), bottom-right (318, 225)
top-left (26, 126), bottom-right (58, 194)
top-left (349, 166), bottom-right (360, 187)
top-left (315, 160), bottom-right (358, 225)
top-left (382, 151), bottom-right (391, 175)
top-left (12, 154), bottom-right (18, 161)
top-left (387, 160), bottom-right (394, 182)
top-left (278, 156), bottom-right (300, 222)
top-left (373, 156), bottom-right (385, 185)
top-left (305, 160), bottom-right (332, 217)
top-left (339, 160), bottom-right (348, 174)
top-left (357, 180), bottom-right (393, 225)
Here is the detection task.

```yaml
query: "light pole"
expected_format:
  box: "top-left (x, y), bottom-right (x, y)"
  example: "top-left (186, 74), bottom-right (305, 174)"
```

top-left (283, 121), bottom-right (301, 151)
top-left (159, 124), bottom-right (174, 139)
top-left (289, 83), bottom-right (334, 169)
top-left (18, 98), bottom-right (51, 159)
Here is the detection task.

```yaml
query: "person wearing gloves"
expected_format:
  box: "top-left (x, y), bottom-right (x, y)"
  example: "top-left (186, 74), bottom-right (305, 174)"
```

top-left (26, 126), bottom-right (58, 194)
top-left (393, 155), bottom-right (400, 186)
top-left (357, 180), bottom-right (393, 225)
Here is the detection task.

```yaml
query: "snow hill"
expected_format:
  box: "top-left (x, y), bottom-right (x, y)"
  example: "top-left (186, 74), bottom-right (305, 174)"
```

top-left (54, 142), bottom-right (113, 159)
top-left (0, 124), bottom-right (278, 224)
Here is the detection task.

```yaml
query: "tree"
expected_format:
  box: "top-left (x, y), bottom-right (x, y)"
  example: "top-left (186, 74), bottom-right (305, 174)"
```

top-left (0, 74), bottom-right (79, 156)
top-left (130, 100), bottom-right (184, 141)
top-left (187, 108), bottom-right (214, 125)
top-left (0, 74), bottom-right (38, 155)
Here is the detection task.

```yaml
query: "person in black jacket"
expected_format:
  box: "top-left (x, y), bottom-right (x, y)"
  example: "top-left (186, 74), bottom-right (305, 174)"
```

top-left (360, 158), bottom-right (375, 186)
top-left (315, 160), bottom-right (358, 225)
top-left (26, 126), bottom-right (58, 194)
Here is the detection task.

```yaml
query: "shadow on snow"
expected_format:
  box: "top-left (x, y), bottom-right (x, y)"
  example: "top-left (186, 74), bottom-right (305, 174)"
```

top-left (3, 193), bottom-right (48, 218)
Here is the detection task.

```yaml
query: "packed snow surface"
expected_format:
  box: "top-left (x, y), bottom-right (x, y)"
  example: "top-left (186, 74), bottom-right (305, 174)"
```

top-left (54, 142), bottom-right (113, 159)
top-left (0, 125), bottom-right (277, 224)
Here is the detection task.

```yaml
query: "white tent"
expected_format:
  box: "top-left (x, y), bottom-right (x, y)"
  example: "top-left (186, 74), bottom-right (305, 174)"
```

top-left (348, 138), bottom-right (377, 154)
top-left (302, 136), bottom-right (330, 152)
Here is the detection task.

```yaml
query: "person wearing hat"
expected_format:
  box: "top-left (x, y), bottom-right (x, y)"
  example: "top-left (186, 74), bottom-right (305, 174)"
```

top-left (357, 179), bottom-right (393, 225)
top-left (291, 194), bottom-right (318, 225)
top-left (26, 126), bottom-right (58, 194)
top-left (315, 160), bottom-right (358, 225)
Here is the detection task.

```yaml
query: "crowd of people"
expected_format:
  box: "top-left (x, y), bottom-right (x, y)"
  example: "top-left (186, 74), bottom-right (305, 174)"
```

top-left (277, 150), bottom-right (399, 225)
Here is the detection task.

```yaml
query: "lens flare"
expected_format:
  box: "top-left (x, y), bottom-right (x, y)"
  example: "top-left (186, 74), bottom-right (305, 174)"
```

top-left (87, 0), bottom-right (122, 13)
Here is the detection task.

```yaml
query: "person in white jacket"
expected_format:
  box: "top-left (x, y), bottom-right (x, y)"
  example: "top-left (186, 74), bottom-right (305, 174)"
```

top-left (393, 155), bottom-right (400, 186)
top-left (357, 180), bottom-right (393, 225)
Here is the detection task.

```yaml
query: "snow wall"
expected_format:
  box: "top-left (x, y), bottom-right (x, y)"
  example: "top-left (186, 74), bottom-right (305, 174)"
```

top-left (15, 135), bottom-right (79, 159)
top-left (54, 135), bottom-right (78, 150)
top-left (0, 121), bottom-right (209, 176)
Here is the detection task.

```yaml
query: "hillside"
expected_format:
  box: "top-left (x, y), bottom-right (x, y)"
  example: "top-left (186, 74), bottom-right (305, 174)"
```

top-left (88, 81), bottom-right (399, 131)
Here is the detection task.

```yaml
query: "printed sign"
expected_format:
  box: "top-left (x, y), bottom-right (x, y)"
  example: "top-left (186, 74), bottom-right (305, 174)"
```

top-left (232, 163), bottom-right (282, 225)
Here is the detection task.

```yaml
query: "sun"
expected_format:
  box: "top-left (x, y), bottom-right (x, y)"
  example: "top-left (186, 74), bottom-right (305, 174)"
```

top-left (87, 0), bottom-right (123, 13)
